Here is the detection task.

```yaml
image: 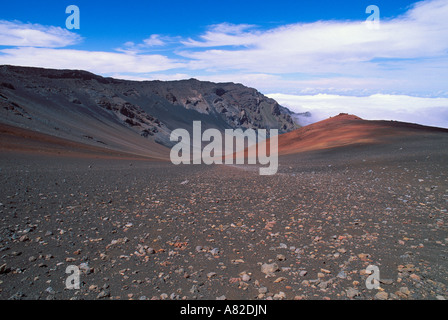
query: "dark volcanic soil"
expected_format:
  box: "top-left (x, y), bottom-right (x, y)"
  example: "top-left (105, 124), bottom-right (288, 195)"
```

top-left (0, 132), bottom-right (447, 300)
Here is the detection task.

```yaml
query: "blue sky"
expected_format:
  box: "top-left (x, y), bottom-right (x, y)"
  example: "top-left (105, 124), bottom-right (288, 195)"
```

top-left (0, 0), bottom-right (418, 58)
top-left (1, 0), bottom-right (448, 127)
top-left (0, 1), bottom-right (415, 34)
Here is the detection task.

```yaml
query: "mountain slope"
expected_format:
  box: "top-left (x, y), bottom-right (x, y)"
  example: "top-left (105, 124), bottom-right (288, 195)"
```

top-left (0, 122), bottom-right (169, 160)
top-left (231, 113), bottom-right (448, 163)
top-left (0, 65), bottom-right (298, 158)
top-left (277, 113), bottom-right (448, 155)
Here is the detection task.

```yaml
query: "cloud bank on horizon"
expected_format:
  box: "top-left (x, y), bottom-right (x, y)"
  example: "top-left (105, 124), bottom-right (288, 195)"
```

top-left (267, 93), bottom-right (448, 129)
top-left (0, 0), bottom-right (447, 128)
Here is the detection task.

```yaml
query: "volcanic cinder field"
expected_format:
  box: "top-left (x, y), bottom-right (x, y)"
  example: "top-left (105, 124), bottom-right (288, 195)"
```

top-left (1, 112), bottom-right (447, 300)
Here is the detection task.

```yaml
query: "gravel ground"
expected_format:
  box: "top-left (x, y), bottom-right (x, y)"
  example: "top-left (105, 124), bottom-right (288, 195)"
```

top-left (0, 134), bottom-right (447, 300)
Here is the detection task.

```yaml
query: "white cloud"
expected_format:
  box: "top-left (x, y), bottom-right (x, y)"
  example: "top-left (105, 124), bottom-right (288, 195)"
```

top-left (143, 34), bottom-right (166, 47)
top-left (0, 47), bottom-right (185, 74)
top-left (182, 23), bottom-right (257, 48)
top-left (180, 0), bottom-right (448, 74)
top-left (194, 73), bottom-right (281, 86)
top-left (0, 20), bottom-right (81, 48)
top-left (176, 0), bottom-right (448, 97)
top-left (116, 34), bottom-right (181, 54)
top-left (267, 93), bottom-right (448, 129)
top-left (0, 20), bottom-right (185, 79)
top-left (110, 73), bottom-right (191, 81)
